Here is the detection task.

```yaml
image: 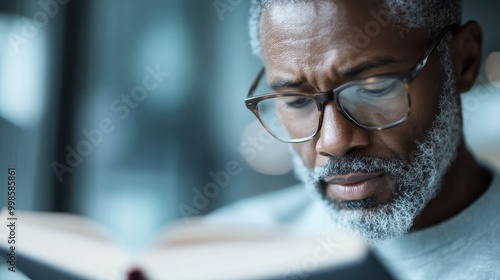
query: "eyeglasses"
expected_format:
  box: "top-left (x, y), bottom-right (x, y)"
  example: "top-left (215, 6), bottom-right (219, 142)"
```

top-left (245, 24), bottom-right (458, 143)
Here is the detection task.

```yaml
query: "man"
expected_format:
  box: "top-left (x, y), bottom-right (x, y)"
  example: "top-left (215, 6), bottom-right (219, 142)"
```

top-left (210, 0), bottom-right (500, 279)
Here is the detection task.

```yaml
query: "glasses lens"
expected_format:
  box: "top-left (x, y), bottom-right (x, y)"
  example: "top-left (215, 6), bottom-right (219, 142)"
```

top-left (256, 96), bottom-right (320, 142)
top-left (338, 77), bottom-right (409, 128)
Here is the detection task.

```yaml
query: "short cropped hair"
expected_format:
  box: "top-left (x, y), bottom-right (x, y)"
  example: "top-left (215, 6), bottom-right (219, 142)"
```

top-left (249, 0), bottom-right (462, 56)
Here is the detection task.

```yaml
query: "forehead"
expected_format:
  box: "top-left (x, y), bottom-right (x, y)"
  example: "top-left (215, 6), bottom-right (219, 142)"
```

top-left (261, 1), bottom-right (376, 51)
top-left (260, 1), bottom-right (426, 87)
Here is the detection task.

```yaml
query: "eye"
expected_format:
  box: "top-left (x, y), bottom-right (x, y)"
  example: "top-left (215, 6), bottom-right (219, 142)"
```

top-left (357, 80), bottom-right (397, 96)
top-left (284, 97), bottom-right (314, 109)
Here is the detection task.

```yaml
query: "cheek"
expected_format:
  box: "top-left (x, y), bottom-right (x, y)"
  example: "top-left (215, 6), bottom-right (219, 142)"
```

top-left (378, 59), bottom-right (444, 161)
top-left (407, 59), bottom-right (443, 135)
top-left (372, 126), bottom-right (421, 163)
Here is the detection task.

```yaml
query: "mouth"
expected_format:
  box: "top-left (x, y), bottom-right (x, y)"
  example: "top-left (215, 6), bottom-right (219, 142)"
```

top-left (323, 172), bottom-right (386, 202)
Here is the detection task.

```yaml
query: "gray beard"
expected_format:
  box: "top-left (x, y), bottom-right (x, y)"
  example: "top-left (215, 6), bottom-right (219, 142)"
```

top-left (292, 45), bottom-right (462, 244)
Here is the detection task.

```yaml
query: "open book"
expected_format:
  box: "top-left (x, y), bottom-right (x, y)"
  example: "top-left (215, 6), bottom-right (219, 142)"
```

top-left (0, 209), bottom-right (392, 280)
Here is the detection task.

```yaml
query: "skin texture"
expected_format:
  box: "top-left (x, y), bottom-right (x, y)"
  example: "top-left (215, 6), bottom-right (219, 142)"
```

top-left (260, 0), bottom-right (491, 230)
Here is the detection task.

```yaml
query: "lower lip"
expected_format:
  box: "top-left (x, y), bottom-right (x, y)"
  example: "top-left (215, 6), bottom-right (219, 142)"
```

top-left (325, 174), bottom-right (386, 201)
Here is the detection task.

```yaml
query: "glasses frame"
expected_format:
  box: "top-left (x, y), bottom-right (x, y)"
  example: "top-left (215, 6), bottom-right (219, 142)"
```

top-left (245, 24), bottom-right (459, 143)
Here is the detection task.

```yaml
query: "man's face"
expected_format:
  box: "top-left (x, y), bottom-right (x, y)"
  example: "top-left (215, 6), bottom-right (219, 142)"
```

top-left (260, 1), bottom-right (462, 242)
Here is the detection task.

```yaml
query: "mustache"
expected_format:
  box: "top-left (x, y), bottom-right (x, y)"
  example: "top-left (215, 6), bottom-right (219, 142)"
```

top-left (312, 154), bottom-right (408, 181)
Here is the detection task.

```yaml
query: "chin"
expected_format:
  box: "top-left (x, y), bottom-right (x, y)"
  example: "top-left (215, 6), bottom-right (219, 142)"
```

top-left (326, 196), bottom-right (382, 211)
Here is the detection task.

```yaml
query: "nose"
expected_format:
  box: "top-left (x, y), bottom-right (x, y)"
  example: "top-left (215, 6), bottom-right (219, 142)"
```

top-left (315, 102), bottom-right (370, 157)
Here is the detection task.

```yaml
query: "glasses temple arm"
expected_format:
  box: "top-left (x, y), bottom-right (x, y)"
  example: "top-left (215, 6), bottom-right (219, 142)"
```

top-left (247, 67), bottom-right (266, 98)
top-left (409, 24), bottom-right (460, 80)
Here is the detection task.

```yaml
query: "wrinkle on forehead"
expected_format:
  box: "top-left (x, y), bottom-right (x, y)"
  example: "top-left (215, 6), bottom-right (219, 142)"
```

top-left (261, 2), bottom-right (353, 89)
top-left (259, 0), bottom-right (425, 92)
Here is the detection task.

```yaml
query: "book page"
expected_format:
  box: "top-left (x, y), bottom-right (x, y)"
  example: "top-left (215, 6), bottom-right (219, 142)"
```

top-left (0, 209), bottom-right (133, 279)
top-left (0, 211), bottom-right (370, 280)
top-left (135, 219), bottom-right (368, 280)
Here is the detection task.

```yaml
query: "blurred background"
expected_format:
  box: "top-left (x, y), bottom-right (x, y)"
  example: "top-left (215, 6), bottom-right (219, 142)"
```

top-left (0, 0), bottom-right (499, 251)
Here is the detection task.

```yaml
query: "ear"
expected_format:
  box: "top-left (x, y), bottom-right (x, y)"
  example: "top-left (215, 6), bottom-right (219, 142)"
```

top-left (450, 21), bottom-right (483, 94)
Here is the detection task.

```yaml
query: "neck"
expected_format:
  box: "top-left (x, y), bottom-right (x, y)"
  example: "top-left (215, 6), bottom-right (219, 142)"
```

top-left (411, 141), bottom-right (492, 230)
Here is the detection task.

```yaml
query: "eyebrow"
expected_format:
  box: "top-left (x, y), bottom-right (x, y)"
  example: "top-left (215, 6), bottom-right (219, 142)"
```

top-left (270, 80), bottom-right (305, 90)
top-left (337, 55), bottom-right (401, 78)
top-left (269, 55), bottom-right (402, 90)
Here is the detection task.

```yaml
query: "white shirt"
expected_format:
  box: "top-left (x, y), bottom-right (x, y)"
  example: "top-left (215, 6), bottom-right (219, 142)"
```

top-left (373, 169), bottom-right (500, 280)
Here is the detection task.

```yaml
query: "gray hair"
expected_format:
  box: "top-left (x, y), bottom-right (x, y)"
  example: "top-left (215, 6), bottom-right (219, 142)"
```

top-left (249, 0), bottom-right (462, 57)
